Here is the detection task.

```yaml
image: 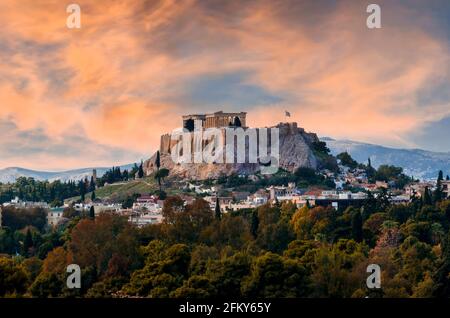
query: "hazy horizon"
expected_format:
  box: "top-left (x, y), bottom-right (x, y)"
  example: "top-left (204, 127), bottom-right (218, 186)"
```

top-left (1, 134), bottom-right (449, 172)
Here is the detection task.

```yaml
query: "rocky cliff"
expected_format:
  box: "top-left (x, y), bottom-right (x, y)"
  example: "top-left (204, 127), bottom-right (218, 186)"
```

top-left (144, 122), bottom-right (328, 180)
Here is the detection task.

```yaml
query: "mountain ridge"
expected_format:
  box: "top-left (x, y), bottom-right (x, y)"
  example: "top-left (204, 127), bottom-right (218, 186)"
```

top-left (2, 138), bottom-right (449, 183)
top-left (321, 137), bottom-right (450, 155)
top-left (0, 164), bottom-right (135, 183)
top-left (322, 137), bottom-right (450, 180)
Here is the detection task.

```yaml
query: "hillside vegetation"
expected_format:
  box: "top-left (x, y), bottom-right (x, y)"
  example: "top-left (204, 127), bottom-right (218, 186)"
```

top-left (67, 176), bottom-right (181, 203)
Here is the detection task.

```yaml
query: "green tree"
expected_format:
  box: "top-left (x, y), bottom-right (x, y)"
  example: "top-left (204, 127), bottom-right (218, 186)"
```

top-left (163, 198), bottom-right (214, 244)
top-left (89, 206), bottom-right (95, 220)
top-left (156, 150), bottom-right (161, 170)
top-left (375, 165), bottom-right (411, 188)
top-left (138, 161), bottom-right (144, 179)
top-left (294, 167), bottom-right (319, 184)
top-left (214, 197), bottom-right (221, 221)
top-left (170, 275), bottom-right (214, 298)
top-left (201, 215), bottom-right (252, 250)
top-left (122, 193), bottom-right (139, 209)
top-left (311, 141), bottom-right (330, 154)
top-left (241, 252), bottom-right (309, 297)
top-left (89, 176), bottom-right (96, 192)
top-left (122, 170), bottom-right (129, 181)
top-left (432, 232), bottom-right (450, 297)
top-left (351, 210), bottom-right (363, 242)
top-left (250, 210), bottom-right (259, 239)
top-left (162, 196), bottom-right (185, 223)
top-left (155, 168), bottom-right (169, 193)
top-left (79, 179), bottom-right (86, 202)
top-left (123, 243), bottom-right (190, 297)
top-left (70, 214), bottom-right (140, 277)
top-left (91, 190), bottom-right (96, 202)
top-left (129, 163), bottom-right (139, 178)
top-left (23, 228), bottom-right (33, 256)
top-left (0, 227), bottom-right (16, 254)
top-left (22, 257), bottom-right (43, 283)
top-left (86, 277), bottom-right (128, 298)
top-left (1, 207), bottom-right (47, 232)
top-left (206, 252), bottom-right (251, 297)
top-left (423, 187), bottom-right (433, 206)
top-left (0, 257), bottom-right (29, 296)
top-left (388, 204), bottom-right (413, 224)
top-left (337, 152), bottom-right (358, 169)
top-left (434, 171), bottom-right (444, 203)
top-left (309, 241), bottom-right (366, 297)
top-left (291, 206), bottom-right (335, 241)
top-left (29, 272), bottom-right (64, 297)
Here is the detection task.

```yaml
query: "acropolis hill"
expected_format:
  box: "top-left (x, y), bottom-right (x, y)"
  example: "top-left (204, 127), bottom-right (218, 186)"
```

top-left (143, 111), bottom-right (331, 180)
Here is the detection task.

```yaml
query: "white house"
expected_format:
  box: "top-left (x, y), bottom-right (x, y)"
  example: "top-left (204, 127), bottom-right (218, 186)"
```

top-left (47, 208), bottom-right (64, 227)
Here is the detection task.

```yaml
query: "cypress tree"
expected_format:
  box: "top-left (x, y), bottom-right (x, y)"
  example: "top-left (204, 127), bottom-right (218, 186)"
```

top-left (79, 179), bottom-right (86, 202)
top-left (23, 228), bottom-right (33, 256)
top-left (138, 161), bottom-right (144, 179)
top-left (156, 151), bottom-right (161, 170)
top-left (89, 176), bottom-right (96, 192)
top-left (305, 199), bottom-right (311, 209)
top-left (91, 191), bottom-right (96, 202)
top-left (423, 187), bottom-right (433, 206)
top-left (434, 179), bottom-right (443, 203)
top-left (251, 210), bottom-right (259, 238)
top-left (214, 197), bottom-right (221, 221)
top-left (351, 210), bottom-right (363, 242)
top-left (434, 170), bottom-right (444, 203)
top-left (89, 206), bottom-right (95, 220)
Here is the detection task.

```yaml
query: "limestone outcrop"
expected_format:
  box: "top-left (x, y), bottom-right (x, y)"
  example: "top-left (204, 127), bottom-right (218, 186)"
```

top-left (144, 121), bottom-right (329, 180)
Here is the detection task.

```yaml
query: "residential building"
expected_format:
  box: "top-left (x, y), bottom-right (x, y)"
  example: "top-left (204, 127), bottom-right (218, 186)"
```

top-left (443, 180), bottom-right (450, 199)
top-left (268, 183), bottom-right (298, 200)
top-left (47, 208), bottom-right (64, 227)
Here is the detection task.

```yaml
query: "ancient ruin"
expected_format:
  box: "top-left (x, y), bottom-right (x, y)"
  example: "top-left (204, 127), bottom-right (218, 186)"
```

top-left (144, 111), bottom-right (328, 179)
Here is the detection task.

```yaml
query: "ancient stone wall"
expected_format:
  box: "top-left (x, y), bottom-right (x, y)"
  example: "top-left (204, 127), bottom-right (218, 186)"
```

top-left (144, 121), bottom-right (327, 179)
top-left (182, 111), bottom-right (247, 130)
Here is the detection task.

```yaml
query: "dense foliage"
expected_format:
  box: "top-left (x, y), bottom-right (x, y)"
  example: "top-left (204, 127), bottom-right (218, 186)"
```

top-left (0, 177), bottom-right (80, 206)
top-left (217, 168), bottom-right (336, 192)
top-left (2, 187), bottom-right (450, 298)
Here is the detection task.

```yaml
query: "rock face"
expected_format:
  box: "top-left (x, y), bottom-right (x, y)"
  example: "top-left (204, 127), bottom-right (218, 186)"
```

top-left (144, 122), bottom-right (323, 180)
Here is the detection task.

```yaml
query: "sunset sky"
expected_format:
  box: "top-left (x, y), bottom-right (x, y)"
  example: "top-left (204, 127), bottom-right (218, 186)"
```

top-left (0, 0), bottom-right (449, 170)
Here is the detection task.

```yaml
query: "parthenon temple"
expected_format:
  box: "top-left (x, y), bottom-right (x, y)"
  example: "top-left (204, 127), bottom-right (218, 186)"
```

top-left (182, 111), bottom-right (247, 131)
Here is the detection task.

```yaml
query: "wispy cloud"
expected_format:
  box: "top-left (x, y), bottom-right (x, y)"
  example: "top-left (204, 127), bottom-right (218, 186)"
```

top-left (0, 0), bottom-right (449, 169)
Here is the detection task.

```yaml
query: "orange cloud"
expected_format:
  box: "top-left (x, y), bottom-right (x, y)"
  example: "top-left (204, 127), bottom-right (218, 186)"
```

top-left (0, 0), bottom-right (449, 169)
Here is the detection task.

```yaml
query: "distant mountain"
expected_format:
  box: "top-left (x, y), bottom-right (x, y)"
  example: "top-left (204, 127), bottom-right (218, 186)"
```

top-left (3, 138), bottom-right (450, 182)
top-left (0, 164), bottom-right (135, 183)
top-left (322, 137), bottom-right (450, 180)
